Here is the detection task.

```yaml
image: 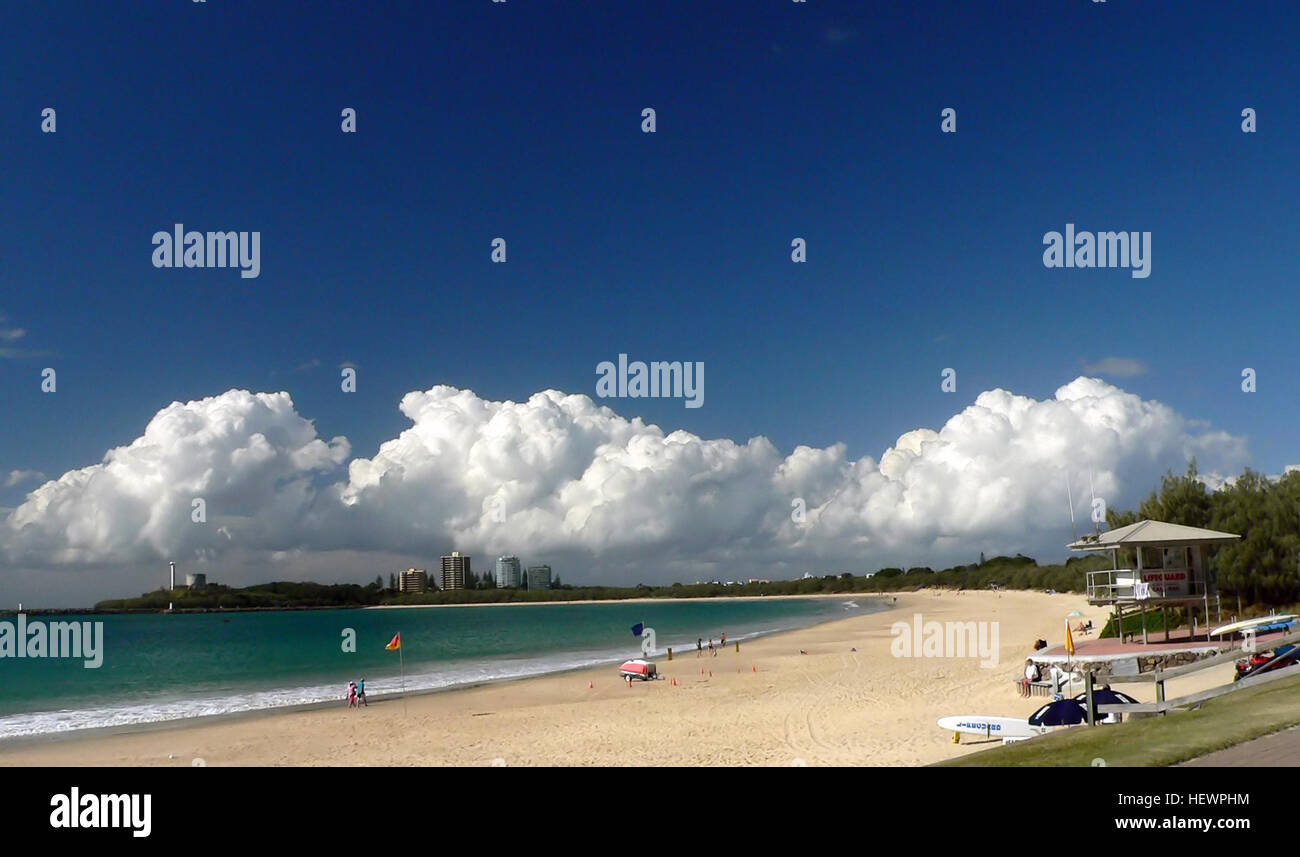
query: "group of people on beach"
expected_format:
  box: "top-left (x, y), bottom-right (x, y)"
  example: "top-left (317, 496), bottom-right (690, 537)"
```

top-left (346, 678), bottom-right (368, 708)
top-left (696, 632), bottom-right (726, 657)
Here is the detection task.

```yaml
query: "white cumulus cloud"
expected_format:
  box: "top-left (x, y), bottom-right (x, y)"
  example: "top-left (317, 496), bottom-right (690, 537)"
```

top-left (1, 378), bottom-right (1249, 582)
top-left (3, 470), bottom-right (46, 488)
top-left (2, 390), bottom-right (348, 564)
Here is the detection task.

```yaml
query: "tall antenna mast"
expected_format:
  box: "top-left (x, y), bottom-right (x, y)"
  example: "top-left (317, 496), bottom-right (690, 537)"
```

top-left (1066, 471), bottom-right (1078, 542)
top-left (1088, 470), bottom-right (1100, 535)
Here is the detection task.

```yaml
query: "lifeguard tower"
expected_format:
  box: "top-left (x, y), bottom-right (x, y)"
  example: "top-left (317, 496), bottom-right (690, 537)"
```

top-left (1070, 520), bottom-right (1240, 644)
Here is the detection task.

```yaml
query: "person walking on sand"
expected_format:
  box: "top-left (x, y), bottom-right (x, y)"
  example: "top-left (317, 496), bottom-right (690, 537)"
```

top-left (356, 677), bottom-right (368, 707)
top-left (347, 680), bottom-right (357, 708)
top-left (720, 632), bottom-right (726, 649)
top-left (697, 637), bottom-right (703, 658)
top-left (709, 638), bottom-right (716, 657)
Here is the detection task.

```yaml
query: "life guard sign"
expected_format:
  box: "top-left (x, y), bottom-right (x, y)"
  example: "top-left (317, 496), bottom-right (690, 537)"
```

top-left (1141, 570), bottom-right (1189, 597)
top-left (1140, 547), bottom-right (1191, 597)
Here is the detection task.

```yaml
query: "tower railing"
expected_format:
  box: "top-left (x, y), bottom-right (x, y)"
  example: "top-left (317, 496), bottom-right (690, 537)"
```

top-left (1086, 568), bottom-right (1205, 604)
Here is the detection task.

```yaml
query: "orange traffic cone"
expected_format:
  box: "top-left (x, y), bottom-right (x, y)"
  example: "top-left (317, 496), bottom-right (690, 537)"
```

top-left (587, 681), bottom-right (593, 689)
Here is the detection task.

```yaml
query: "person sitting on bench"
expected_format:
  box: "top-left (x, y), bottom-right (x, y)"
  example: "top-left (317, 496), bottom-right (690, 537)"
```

top-left (1019, 658), bottom-right (1040, 697)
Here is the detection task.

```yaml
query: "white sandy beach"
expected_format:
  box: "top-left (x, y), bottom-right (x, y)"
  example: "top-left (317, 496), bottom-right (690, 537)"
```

top-left (0, 590), bottom-right (1236, 766)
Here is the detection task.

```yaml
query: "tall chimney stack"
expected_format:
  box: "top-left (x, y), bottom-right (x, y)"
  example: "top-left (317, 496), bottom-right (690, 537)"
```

top-left (169, 561), bottom-right (176, 591)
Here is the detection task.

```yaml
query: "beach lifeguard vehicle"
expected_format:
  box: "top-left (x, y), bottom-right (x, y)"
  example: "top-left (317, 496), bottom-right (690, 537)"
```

top-left (619, 658), bottom-right (657, 682)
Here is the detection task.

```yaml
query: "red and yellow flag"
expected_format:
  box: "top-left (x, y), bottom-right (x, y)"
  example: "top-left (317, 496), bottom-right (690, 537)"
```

top-left (385, 632), bottom-right (401, 651)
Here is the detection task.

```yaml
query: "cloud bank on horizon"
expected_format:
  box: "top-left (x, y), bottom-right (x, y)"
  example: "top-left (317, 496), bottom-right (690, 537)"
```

top-left (1, 378), bottom-right (1250, 582)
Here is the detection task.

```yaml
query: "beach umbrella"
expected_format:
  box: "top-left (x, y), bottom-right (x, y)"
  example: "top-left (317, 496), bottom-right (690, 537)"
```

top-left (1067, 610), bottom-right (1084, 618)
top-left (1027, 698), bottom-right (1088, 726)
top-left (1073, 687), bottom-right (1139, 720)
top-left (1073, 688), bottom-right (1138, 706)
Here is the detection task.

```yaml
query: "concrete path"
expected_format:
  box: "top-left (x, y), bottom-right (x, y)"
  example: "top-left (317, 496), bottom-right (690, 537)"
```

top-left (1179, 724), bottom-right (1300, 766)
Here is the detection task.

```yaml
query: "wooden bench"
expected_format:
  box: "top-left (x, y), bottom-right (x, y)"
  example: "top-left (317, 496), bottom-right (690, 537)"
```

top-left (1012, 679), bottom-right (1057, 697)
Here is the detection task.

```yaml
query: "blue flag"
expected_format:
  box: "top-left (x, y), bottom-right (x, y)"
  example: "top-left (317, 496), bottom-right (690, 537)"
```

top-left (631, 623), bottom-right (644, 637)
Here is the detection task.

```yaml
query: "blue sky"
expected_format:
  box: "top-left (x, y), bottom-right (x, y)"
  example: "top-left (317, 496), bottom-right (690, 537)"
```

top-left (1, 1), bottom-right (1297, 602)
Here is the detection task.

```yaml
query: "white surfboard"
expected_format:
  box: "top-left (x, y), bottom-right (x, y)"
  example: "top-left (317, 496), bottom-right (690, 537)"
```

top-left (937, 715), bottom-right (1049, 740)
top-left (1210, 614), bottom-right (1298, 637)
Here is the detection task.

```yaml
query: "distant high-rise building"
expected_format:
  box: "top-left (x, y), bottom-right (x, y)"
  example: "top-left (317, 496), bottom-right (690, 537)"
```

top-left (495, 555), bottom-right (521, 588)
top-left (441, 552), bottom-right (470, 590)
top-left (399, 568), bottom-right (429, 593)
top-left (526, 565), bottom-right (551, 590)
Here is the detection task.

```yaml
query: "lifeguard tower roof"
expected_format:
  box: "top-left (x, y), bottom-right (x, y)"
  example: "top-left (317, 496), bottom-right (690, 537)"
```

top-left (1069, 520), bottom-right (1240, 551)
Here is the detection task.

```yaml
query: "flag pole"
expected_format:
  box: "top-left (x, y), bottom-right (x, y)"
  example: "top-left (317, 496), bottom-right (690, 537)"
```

top-left (399, 636), bottom-right (407, 716)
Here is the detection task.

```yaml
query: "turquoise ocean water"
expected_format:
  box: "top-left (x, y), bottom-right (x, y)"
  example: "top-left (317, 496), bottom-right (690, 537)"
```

top-left (0, 597), bottom-right (873, 738)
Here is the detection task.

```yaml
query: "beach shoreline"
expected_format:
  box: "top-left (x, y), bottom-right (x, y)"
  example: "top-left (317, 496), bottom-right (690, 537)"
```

top-left (0, 594), bottom-right (877, 751)
top-left (0, 589), bottom-right (1236, 766)
top-left (367, 591), bottom-right (885, 609)
top-left (0, 591), bottom-right (887, 618)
